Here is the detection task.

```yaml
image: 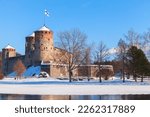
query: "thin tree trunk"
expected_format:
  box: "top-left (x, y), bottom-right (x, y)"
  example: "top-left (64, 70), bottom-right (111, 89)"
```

top-left (134, 72), bottom-right (137, 82)
top-left (69, 71), bottom-right (72, 82)
top-left (141, 75), bottom-right (144, 82)
top-left (99, 65), bottom-right (102, 83)
top-left (122, 71), bottom-right (125, 82)
top-left (127, 73), bottom-right (130, 79)
top-left (122, 55), bottom-right (125, 82)
top-left (99, 74), bottom-right (102, 82)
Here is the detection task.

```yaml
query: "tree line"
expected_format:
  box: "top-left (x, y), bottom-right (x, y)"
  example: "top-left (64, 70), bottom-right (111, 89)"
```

top-left (57, 28), bottom-right (150, 82)
top-left (117, 29), bottom-right (150, 82)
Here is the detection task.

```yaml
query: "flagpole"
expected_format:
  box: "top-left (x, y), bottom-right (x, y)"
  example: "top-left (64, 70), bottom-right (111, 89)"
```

top-left (44, 10), bottom-right (45, 26)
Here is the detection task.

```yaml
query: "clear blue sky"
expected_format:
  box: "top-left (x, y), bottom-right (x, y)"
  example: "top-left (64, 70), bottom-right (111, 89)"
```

top-left (1, 0), bottom-right (150, 54)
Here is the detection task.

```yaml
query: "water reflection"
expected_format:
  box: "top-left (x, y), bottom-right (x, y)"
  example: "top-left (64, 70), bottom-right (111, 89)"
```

top-left (0, 94), bottom-right (150, 100)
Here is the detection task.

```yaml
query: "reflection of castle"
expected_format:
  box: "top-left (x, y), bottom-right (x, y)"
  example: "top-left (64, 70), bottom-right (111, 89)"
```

top-left (2, 25), bottom-right (113, 78)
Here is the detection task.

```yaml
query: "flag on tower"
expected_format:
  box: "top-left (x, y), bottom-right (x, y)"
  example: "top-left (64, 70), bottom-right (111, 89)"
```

top-left (45, 9), bottom-right (49, 17)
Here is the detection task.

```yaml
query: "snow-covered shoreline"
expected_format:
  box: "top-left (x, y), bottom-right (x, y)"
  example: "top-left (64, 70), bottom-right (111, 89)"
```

top-left (0, 77), bottom-right (150, 95)
top-left (1, 84), bottom-right (150, 95)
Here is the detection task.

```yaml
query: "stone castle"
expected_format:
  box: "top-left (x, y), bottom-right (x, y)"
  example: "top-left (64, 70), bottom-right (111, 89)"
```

top-left (2, 25), bottom-right (113, 78)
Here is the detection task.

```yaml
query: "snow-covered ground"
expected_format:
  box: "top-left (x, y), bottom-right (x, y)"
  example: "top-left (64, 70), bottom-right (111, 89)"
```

top-left (8, 66), bottom-right (41, 77)
top-left (0, 77), bottom-right (150, 95)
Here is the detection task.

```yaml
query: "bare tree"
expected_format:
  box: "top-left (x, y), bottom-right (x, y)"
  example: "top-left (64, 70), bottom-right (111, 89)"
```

top-left (57, 29), bottom-right (88, 82)
top-left (143, 29), bottom-right (150, 43)
top-left (94, 41), bottom-right (109, 82)
top-left (124, 29), bottom-right (141, 48)
top-left (143, 29), bottom-right (150, 60)
top-left (13, 59), bottom-right (26, 79)
top-left (84, 47), bottom-right (92, 81)
top-left (117, 38), bottom-right (127, 82)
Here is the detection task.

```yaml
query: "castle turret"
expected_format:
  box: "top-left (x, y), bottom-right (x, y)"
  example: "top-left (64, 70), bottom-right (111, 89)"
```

top-left (2, 44), bottom-right (16, 59)
top-left (33, 25), bottom-right (54, 65)
top-left (25, 33), bottom-right (35, 67)
top-left (2, 44), bottom-right (16, 75)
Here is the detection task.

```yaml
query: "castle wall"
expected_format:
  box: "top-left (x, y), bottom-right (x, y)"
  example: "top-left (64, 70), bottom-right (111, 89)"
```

top-left (89, 65), bottom-right (114, 78)
top-left (3, 56), bottom-right (25, 75)
top-left (50, 64), bottom-right (68, 78)
top-left (77, 66), bottom-right (91, 77)
top-left (41, 64), bottom-right (51, 76)
top-left (41, 63), bottom-right (114, 79)
top-left (90, 66), bottom-right (98, 77)
top-left (53, 47), bottom-right (70, 64)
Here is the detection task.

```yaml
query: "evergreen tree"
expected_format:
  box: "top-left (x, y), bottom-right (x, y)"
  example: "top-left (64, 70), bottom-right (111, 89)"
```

top-left (127, 46), bottom-right (150, 82)
top-left (136, 49), bottom-right (150, 82)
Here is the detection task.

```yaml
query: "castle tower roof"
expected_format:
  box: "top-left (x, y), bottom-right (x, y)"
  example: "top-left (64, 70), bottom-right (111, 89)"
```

top-left (28, 32), bottom-right (35, 37)
top-left (4, 44), bottom-right (15, 49)
top-left (38, 25), bottom-right (51, 31)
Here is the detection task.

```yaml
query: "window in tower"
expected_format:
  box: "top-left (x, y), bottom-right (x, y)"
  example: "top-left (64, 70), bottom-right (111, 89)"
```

top-left (6, 52), bottom-right (9, 58)
top-left (32, 47), bottom-right (35, 50)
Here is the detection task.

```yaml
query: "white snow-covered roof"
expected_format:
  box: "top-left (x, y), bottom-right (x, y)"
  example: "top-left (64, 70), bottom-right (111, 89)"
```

top-left (38, 25), bottom-right (50, 31)
top-left (28, 32), bottom-right (35, 37)
top-left (4, 44), bottom-right (15, 49)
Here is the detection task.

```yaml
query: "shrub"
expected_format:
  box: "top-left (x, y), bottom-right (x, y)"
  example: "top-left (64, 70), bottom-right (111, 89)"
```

top-left (0, 71), bottom-right (4, 80)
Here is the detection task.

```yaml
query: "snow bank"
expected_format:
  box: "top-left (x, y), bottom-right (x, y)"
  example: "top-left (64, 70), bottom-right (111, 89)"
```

top-left (0, 77), bottom-right (150, 95)
top-left (23, 66), bottom-right (41, 77)
top-left (0, 84), bottom-right (150, 95)
top-left (8, 66), bottom-right (41, 77)
top-left (8, 72), bottom-right (16, 77)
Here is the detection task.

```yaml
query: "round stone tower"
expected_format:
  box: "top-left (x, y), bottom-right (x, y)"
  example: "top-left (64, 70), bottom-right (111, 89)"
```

top-left (2, 44), bottom-right (16, 74)
top-left (25, 33), bottom-right (35, 67)
top-left (2, 44), bottom-right (16, 59)
top-left (33, 25), bottom-right (54, 65)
